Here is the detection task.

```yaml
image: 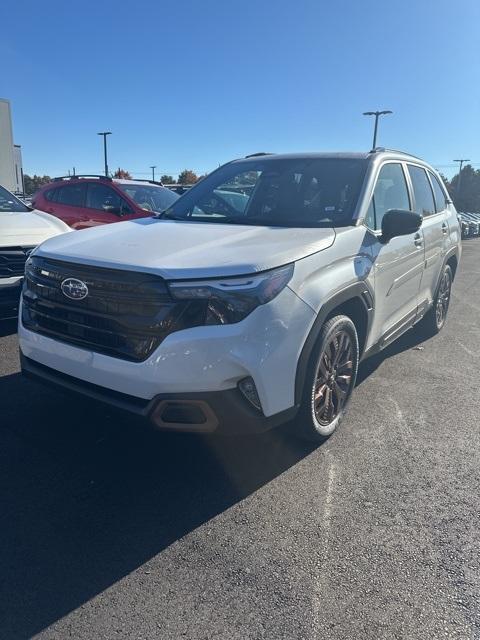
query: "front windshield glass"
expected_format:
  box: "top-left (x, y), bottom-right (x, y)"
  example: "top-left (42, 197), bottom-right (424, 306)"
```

top-left (162, 157), bottom-right (368, 227)
top-left (117, 183), bottom-right (179, 213)
top-left (0, 185), bottom-right (30, 213)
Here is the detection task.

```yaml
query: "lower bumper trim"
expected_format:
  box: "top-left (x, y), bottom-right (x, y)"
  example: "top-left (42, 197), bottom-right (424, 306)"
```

top-left (20, 353), bottom-right (298, 434)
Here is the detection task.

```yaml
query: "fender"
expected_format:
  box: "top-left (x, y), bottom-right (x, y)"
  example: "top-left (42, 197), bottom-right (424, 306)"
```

top-left (294, 282), bottom-right (374, 406)
top-left (434, 246), bottom-right (460, 295)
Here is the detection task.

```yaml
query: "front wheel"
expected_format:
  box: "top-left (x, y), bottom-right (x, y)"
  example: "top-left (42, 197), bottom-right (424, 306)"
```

top-left (295, 315), bottom-right (359, 442)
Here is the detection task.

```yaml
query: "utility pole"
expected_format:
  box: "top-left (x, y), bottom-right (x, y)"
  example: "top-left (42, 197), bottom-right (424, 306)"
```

top-left (453, 158), bottom-right (470, 196)
top-left (363, 110), bottom-right (393, 149)
top-left (97, 131), bottom-right (112, 177)
top-left (150, 165), bottom-right (157, 182)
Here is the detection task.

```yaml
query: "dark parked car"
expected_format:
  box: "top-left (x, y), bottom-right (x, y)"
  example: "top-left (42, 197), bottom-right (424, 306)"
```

top-left (459, 212), bottom-right (480, 237)
top-left (33, 175), bottom-right (179, 230)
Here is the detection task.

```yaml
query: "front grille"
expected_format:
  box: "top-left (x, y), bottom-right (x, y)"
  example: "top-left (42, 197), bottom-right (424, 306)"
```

top-left (22, 256), bottom-right (206, 362)
top-left (0, 246), bottom-right (35, 278)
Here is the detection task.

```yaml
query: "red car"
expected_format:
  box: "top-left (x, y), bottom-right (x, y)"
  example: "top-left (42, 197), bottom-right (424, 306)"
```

top-left (33, 175), bottom-right (179, 229)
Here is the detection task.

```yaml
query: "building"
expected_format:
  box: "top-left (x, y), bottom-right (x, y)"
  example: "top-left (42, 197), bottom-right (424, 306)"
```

top-left (13, 145), bottom-right (24, 194)
top-left (0, 98), bottom-right (24, 193)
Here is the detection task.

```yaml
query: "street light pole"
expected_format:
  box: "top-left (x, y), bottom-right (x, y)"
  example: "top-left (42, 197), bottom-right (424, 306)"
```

top-left (97, 131), bottom-right (112, 177)
top-left (453, 158), bottom-right (470, 196)
top-left (363, 110), bottom-right (393, 150)
top-left (150, 165), bottom-right (157, 182)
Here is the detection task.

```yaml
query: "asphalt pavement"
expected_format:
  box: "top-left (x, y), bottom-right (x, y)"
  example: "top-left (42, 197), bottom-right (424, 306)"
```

top-left (1, 242), bottom-right (479, 640)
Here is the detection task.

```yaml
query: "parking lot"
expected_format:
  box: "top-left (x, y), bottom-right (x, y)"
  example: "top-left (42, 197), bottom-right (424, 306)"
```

top-left (0, 241), bottom-right (478, 640)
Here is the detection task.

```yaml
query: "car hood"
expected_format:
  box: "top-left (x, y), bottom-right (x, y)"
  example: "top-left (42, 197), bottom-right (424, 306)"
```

top-left (35, 217), bottom-right (336, 279)
top-left (0, 209), bottom-right (71, 246)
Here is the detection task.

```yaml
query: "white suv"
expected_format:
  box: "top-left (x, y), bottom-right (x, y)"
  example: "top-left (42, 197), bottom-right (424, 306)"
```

top-left (19, 150), bottom-right (461, 440)
top-left (0, 184), bottom-right (70, 315)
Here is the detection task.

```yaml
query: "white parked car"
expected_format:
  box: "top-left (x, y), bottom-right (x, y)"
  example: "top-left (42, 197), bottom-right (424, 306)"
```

top-left (0, 185), bottom-right (71, 314)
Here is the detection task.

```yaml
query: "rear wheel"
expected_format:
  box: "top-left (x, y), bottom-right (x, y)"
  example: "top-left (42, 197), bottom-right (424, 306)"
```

top-left (417, 264), bottom-right (453, 337)
top-left (296, 315), bottom-right (359, 442)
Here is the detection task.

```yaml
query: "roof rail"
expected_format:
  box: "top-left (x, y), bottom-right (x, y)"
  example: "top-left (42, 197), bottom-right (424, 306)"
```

top-left (53, 174), bottom-right (112, 182)
top-left (121, 178), bottom-right (164, 186)
top-left (245, 152), bottom-right (274, 158)
top-left (368, 147), bottom-right (424, 161)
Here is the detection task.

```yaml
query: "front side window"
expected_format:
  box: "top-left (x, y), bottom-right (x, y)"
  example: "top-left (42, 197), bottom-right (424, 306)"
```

top-left (428, 171), bottom-right (447, 213)
top-left (56, 184), bottom-right (87, 207)
top-left (86, 183), bottom-right (132, 214)
top-left (367, 163), bottom-right (410, 230)
top-left (408, 165), bottom-right (435, 217)
top-left (161, 158), bottom-right (368, 227)
top-left (0, 185), bottom-right (30, 212)
top-left (116, 183), bottom-right (178, 213)
top-left (44, 188), bottom-right (57, 202)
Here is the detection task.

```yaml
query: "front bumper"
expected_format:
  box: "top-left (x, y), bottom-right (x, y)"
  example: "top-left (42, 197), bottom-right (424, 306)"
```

top-left (18, 285), bottom-right (315, 429)
top-left (20, 353), bottom-right (298, 434)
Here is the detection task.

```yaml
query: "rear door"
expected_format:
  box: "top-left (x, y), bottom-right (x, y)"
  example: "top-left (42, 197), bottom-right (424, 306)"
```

top-left (84, 183), bottom-right (135, 228)
top-left (365, 162), bottom-right (425, 347)
top-left (44, 183), bottom-right (88, 228)
top-left (406, 164), bottom-right (447, 314)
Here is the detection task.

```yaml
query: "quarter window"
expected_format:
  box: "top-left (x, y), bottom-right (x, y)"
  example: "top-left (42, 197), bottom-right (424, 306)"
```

top-left (55, 184), bottom-right (87, 207)
top-left (407, 165), bottom-right (435, 217)
top-left (428, 171), bottom-right (447, 213)
top-left (367, 163), bottom-right (410, 230)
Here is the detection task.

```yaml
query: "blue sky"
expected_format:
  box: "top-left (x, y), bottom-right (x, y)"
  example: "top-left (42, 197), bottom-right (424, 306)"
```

top-left (2, 0), bottom-right (479, 179)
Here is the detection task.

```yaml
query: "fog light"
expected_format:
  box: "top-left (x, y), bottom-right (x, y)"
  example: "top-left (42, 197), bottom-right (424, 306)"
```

top-left (238, 376), bottom-right (262, 411)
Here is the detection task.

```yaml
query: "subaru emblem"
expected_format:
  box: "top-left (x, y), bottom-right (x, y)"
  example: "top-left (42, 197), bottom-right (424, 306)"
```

top-left (61, 278), bottom-right (89, 300)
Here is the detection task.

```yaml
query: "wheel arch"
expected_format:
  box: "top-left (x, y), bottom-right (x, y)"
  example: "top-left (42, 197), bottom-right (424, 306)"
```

top-left (294, 283), bottom-right (374, 406)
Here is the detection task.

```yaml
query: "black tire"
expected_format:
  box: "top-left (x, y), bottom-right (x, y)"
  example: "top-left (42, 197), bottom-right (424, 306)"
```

top-left (417, 264), bottom-right (453, 338)
top-left (295, 315), bottom-right (359, 442)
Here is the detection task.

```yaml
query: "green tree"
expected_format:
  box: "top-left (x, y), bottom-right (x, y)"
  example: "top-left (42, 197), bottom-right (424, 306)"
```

top-left (113, 168), bottom-right (132, 179)
top-left (177, 169), bottom-right (198, 185)
top-left (450, 165), bottom-right (480, 212)
top-left (160, 175), bottom-right (175, 184)
top-left (23, 174), bottom-right (52, 195)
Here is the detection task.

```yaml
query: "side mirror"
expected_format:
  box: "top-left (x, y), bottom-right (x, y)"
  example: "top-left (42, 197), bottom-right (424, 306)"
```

top-left (381, 209), bottom-right (422, 243)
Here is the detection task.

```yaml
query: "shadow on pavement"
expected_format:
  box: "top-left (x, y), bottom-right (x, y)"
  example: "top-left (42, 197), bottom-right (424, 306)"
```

top-left (356, 325), bottom-right (427, 386)
top-left (0, 372), bottom-right (315, 639)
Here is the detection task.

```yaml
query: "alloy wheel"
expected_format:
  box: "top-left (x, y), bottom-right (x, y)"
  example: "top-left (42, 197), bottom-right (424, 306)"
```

top-left (313, 330), bottom-right (354, 426)
top-left (436, 270), bottom-right (451, 328)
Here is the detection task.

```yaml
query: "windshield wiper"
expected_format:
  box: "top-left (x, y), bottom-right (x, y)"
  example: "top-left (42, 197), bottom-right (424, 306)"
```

top-left (154, 210), bottom-right (184, 220)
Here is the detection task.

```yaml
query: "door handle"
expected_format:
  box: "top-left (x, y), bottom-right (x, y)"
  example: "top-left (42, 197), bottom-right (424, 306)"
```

top-left (414, 233), bottom-right (423, 247)
top-left (442, 223), bottom-right (448, 235)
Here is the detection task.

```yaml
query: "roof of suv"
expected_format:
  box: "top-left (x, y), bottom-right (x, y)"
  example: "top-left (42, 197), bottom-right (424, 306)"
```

top-left (239, 149), bottom-right (425, 163)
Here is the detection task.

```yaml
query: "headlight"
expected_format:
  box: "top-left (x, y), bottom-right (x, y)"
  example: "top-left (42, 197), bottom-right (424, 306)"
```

top-left (168, 263), bottom-right (294, 325)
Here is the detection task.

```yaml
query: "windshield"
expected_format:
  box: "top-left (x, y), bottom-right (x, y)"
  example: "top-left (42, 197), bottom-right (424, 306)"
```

top-left (162, 158), bottom-right (368, 227)
top-left (0, 185), bottom-right (30, 213)
top-left (116, 183), bottom-right (179, 213)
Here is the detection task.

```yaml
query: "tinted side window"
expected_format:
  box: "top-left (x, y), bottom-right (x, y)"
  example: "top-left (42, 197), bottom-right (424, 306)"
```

top-left (408, 165), bottom-right (435, 217)
top-left (86, 184), bottom-right (133, 214)
top-left (44, 188), bottom-right (58, 202)
top-left (428, 171), bottom-right (447, 213)
top-left (56, 184), bottom-right (86, 207)
top-left (368, 163), bottom-right (410, 230)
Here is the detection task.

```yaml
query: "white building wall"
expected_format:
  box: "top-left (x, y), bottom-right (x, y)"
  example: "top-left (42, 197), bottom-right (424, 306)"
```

top-left (0, 98), bottom-right (16, 192)
top-left (13, 145), bottom-right (23, 193)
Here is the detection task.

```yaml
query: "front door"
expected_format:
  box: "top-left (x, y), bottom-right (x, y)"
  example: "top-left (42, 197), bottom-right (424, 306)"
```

top-left (365, 162), bottom-right (425, 348)
top-left (84, 183), bottom-right (134, 228)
